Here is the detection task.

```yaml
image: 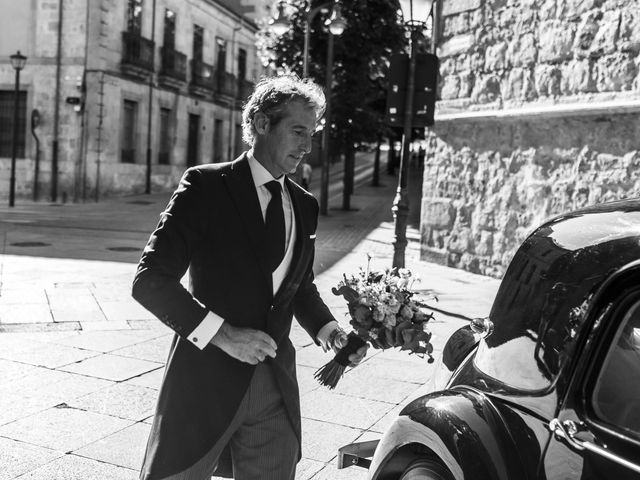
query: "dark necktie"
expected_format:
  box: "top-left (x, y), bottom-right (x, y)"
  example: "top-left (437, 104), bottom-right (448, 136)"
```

top-left (265, 181), bottom-right (285, 272)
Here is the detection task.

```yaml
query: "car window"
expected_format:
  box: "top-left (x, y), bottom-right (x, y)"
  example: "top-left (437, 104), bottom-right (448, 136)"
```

top-left (592, 299), bottom-right (640, 435)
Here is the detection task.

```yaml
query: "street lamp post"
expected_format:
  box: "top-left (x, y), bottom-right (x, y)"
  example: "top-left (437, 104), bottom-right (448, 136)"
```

top-left (9, 51), bottom-right (27, 208)
top-left (270, 1), bottom-right (345, 215)
top-left (392, 0), bottom-right (434, 268)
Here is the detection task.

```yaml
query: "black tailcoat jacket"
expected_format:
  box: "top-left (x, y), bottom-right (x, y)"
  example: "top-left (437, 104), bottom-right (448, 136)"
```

top-left (132, 154), bottom-right (335, 479)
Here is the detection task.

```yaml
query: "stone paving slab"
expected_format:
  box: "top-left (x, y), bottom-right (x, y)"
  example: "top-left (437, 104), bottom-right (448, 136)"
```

top-left (300, 389), bottom-right (395, 430)
top-left (0, 437), bottom-right (62, 480)
top-left (73, 422), bottom-right (151, 471)
top-left (0, 406), bottom-right (133, 452)
top-left (67, 383), bottom-right (158, 421)
top-left (0, 342), bottom-right (100, 368)
top-left (13, 454), bottom-right (138, 480)
top-left (59, 353), bottom-right (163, 382)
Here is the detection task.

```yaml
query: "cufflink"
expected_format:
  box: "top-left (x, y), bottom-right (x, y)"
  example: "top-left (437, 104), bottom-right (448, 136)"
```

top-left (309, 234), bottom-right (316, 239)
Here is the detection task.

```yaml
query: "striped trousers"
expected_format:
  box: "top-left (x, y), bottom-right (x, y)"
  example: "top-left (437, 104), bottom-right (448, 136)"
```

top-left (158, 362), bottom-right (298, 480)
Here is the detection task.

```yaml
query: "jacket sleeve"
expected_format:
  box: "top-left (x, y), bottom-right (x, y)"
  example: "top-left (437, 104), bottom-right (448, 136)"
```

top-left (132, 168), bottom-right (210, 340)
top-left (292, 199), bottom-right (336, 343)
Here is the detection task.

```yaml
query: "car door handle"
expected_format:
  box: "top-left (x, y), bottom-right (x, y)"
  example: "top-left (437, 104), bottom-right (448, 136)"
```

top-left (549, 419), bottom-right (640, 474)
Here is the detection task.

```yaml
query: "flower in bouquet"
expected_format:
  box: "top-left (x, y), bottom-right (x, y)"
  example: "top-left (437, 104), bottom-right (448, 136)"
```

top-left (314, 258), bottom-right (437, 389)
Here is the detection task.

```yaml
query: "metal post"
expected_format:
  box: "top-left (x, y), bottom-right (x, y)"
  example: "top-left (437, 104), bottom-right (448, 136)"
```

top-left (9, 68), bottom-right (21, 207)
top-left (320, 31), bottom-right (334, 215)
top-left (303, 18), bottom-right (310, 78)
top-left (52, 0), bottom-right (64, 202)
top-left (392, 28), bottom-right (418, 269)
top-left (145, 0), bottom-right (157, 194)
top-left (372, 134), bottom-right (381, 187)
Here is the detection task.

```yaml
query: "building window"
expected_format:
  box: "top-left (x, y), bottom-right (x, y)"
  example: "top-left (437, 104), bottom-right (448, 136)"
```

top-left (121, 99), bottom-right (138, 163)
top-left (213, 119), bottom-right (224, 163)
top-left (163, 9), bottom-right (176, 50)
top-left (238, 48), bottom-right (247, 81)
top-left (216, 37), bottom-right (227, 73)
top-left (158, 107), bottom-right (171, 165)
top-left (127, 0), bottom-right (143, 32)
top-left (187, 114), bottom-right (200, 167)
top-left (0, 91), bottom-right (27, 158)
top-left (193, 25), bottom-right (204, 63)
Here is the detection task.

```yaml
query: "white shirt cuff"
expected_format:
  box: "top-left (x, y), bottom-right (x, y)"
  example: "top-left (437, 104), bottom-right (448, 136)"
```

top-left (189, 311), bottom-right (224, 350)
top-left (317, 321), bottom-right (340, 350)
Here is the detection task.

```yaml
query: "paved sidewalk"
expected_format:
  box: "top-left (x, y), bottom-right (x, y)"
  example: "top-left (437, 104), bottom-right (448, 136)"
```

top-left (0, 157), bottom-right (500, 479)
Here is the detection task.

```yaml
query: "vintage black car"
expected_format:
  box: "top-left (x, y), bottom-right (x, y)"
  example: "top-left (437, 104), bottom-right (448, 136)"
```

top-left (339, 199), bottom-right (640, 479)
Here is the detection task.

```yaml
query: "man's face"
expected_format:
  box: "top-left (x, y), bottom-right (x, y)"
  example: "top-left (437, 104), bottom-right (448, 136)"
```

top-left (254, 100), bottom-right (316, 178)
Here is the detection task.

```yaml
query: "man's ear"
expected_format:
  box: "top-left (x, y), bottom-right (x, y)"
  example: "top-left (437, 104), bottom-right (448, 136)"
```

top-left (254, 112), bottom-right (270, 135)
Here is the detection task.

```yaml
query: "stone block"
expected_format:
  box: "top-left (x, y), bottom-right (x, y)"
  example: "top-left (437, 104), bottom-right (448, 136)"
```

top-left (561, 59), bottom-right (597, 93)
top-left (590, 10), bottom-right (621, 57)
top-left (446, 226), bottom-right (473, 254)
top-left (459, 70), bottom-right (475, 97)
top-left (507, 33), bottom-right (538, 68)
top-left (596, 53), bottom-right (638, 91)
top-left (485, 41), bottom-right (508, 71)
top-left (475, 230), bottom-right (494, 256)
top-left (422, 198), bottom-right (456, 229)
top-left (534, 64), bottom-right (562, 96)
top-left (504, 68), bottom-right (537, 102)
top-left (442, 0), bottom-right (482, 16)
top-left (619, 9), bottom-right (640, 53)
top-left (471, 74), bottom-right (502, 103)
top-left (539, 0), bottom-right (558, 21)
top-left (561, 0), bottom-right (604, 19)
top-left (573, 10), bottom-right (602, 55)
top-left (441, 74), bottom-right (461, 99)
top-left (444, 12), bottom-right (470, 37)
top-left (539, 20), bottom-right (576, 63)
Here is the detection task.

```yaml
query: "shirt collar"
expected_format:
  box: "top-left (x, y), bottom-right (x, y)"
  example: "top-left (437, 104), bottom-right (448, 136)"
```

top-left (247, 150), bottom-right (286, 189)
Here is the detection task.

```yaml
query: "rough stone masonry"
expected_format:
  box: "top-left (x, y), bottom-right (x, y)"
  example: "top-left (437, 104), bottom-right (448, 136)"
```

top-left (421, 0), bottom-right (640, 277)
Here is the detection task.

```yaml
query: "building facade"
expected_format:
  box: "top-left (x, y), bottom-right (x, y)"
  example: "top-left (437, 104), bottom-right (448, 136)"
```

top-left (0, 0), bottom-right (261, 203)
top-left (421, 0), bottom-right (640, 277)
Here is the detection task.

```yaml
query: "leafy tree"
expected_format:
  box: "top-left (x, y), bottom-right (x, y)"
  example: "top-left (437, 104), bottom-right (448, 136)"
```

top-left (256, 0), bottom-right (408, 161)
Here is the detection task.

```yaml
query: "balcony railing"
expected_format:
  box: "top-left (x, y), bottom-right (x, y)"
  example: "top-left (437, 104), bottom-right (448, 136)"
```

top-left (238, 79), bottom-right (255, 101)
top-left (160, 46), bottom-right (187, 82)
top-left (190, 59), bottom-right (215, 91)
top-left (121, 31), bottom-right (154, 72)
top-left (216, 71), bottom-right (238, 98)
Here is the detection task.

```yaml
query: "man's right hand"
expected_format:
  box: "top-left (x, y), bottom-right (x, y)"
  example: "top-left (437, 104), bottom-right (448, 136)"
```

top-left (210, 323), bottom-right (277, 365)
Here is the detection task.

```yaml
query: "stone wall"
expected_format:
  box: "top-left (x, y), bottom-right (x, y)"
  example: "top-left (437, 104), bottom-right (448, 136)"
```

top-left (421, 0), bottom-right (640, 277)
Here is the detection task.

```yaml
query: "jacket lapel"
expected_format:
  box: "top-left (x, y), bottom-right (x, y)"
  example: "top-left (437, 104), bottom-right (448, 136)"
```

top-left (222, 154), bottom-right (272, 288)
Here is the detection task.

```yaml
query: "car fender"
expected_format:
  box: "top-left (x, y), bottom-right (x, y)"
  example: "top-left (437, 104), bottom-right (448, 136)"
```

top-left (369, 388), bottom-right (523, 480)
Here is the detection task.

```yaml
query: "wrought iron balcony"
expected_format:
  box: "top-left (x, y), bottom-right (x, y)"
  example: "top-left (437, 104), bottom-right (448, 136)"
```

top-left (190, 59), bottom-right (215, 92)
top-left (159, 46), bottom-right (187, 83)
top-left (121, 31), bottom-right (154, 75)
top-left (216, 71), bottom-right (238, 98)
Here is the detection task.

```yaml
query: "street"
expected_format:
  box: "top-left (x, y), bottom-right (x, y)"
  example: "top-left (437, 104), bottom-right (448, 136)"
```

top-left (0, 156), bottom-right (500, 479)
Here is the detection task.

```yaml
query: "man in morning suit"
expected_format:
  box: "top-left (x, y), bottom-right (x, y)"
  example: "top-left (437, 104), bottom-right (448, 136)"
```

top-left (132, 74), bottom-right (367, 480)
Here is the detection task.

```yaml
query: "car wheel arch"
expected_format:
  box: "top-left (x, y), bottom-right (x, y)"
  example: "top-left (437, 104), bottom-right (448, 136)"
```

top-left (371, 389), bottom-right (526, 480)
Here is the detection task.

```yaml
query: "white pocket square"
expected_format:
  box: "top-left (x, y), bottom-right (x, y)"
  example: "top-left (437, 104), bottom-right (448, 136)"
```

top-left (309, 234), bottom-right (317, 239)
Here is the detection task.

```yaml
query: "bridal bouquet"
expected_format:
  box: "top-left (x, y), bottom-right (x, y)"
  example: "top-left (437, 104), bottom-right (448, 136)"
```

top-left (314, 259), bottom-right (436, 389)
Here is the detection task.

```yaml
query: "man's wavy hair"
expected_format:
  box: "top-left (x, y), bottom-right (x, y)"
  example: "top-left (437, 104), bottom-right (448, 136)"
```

top-left (242, 74), bottom-right (326, 145)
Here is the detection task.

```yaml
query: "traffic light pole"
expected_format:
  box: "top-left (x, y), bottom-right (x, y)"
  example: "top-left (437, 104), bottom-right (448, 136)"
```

top-left (392, 27), bottom-right (418, 269)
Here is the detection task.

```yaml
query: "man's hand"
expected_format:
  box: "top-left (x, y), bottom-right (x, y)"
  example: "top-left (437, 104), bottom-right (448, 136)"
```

top-left (210, 323), bottom-right (277, 365)
top-left (330, 327), bottom-right (368, 367)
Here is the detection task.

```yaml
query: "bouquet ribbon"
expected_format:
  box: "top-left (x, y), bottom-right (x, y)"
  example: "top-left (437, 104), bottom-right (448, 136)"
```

top-left (313, 332), bottom-right (367, 389)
